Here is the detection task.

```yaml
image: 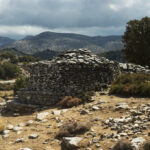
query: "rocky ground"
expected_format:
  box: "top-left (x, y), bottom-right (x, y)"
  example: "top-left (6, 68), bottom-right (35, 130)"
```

top-left (0, 92), bottom-right (150, 150)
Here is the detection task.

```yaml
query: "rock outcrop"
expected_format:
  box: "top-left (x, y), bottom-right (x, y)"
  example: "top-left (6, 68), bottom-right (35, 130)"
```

top-left (18, 49), bottom-right (120, 106)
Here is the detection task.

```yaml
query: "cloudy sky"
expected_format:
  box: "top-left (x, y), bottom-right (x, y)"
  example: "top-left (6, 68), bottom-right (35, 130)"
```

top-left (0, 0), bottom-right (149, 39)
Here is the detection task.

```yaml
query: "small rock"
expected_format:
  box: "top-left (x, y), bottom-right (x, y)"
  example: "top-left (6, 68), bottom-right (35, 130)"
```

top-left (28, 134), bottom-right (39, 139)
top-left (26, 120), bottom-right (34, 126)
top-left (92, 106), bottom-right (100, 111)
top-left (3, 130), bottom-right (10, 135)
top-left (132, 137), bottom-right (146, 148)
top-left (16, 138), bottom-right (24, 143)
top-left (62, 109), bottom-right (68, 113)
top-left (62, 137), bottom-right (83, 149)
top-left (80, 109), bottom-right (89, 115)
top-left (96, 143), bottom-right (101, 148)
top-left (115, 102), bottom-right (129, 110)
top-left (18, 123), bottom-right (24, 127)
top-left (2, 134), bottom-right (9, 138)
top-left (52, 110), bottom-right (61, 115)
top-left (7, 124), bottom-right (14, 130)
top-left (13, 126), bottom-right (23, 132)
top-left (36, 112), bottom-right (49, 121)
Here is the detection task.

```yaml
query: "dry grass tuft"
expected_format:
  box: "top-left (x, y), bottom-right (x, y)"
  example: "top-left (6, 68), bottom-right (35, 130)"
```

top-left (58, 96), bottom-right (82, 108)
top-left (56, 121), bottom-right (92, 139)
top-left (112, 139), bottom-right (134, 150)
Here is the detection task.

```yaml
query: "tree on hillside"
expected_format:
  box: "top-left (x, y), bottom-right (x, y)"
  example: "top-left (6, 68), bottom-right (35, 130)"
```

top-left (123, 16), bottom-right (150, 67)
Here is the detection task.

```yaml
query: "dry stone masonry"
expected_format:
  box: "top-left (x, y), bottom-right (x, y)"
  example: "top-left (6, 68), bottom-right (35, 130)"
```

top-left (18, 49), bottom-right (120, 106)
top-left (17, 48), bottom-right (150, 106)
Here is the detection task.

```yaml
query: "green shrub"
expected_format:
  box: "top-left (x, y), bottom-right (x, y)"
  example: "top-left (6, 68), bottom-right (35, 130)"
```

top-left (0, 51), bottom-right (19, 64)
top-left (0, 63), bottom-right (20, 80)
top-left (110, 73), bottom-right (150, 97)
top-left (14, 77), bottom-right (28, 95)
top-left (19, 55), bottom-right (41, 62)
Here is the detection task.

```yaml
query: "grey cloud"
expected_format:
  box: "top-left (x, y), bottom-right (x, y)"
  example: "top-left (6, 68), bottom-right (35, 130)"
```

top-left (0, 0), bottom-right (149, 38)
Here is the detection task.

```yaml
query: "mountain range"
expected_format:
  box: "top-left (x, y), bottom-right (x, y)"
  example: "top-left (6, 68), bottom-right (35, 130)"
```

top-left (0, 31), bottom-right (123, 55)
top-left (0, 37), bottom-right (15, 47)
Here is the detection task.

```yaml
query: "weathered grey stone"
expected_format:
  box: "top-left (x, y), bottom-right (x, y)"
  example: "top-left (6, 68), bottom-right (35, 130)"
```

top-left (52, 110), bottom-right (61, 115)
top-left (131, 137), bottom-right (145, 148)
top-left (2, 134), bottom-right (9, 138)
top-left (3, 130), bottom-right (10, 135)
top-left (36, 112), bottom-right (49, 121)
top-left (13, 126), bottom-right (23, 132)
top-left (7, 124), bottom-right (14, 130)
top-left (15, 138), bottom-right (24, 143)
top-left (26, 120), bottom-right (34, 126)
top-left (18, 49), bottom-right (120, 106)
top-left (62, 137), bottom-right (83, 149)
top-left (80, 109), bottom-right (89, 115)
top-left (115, 102), bottom-right (129, 110)
top-left (28, 134), bottom-right (39, 139)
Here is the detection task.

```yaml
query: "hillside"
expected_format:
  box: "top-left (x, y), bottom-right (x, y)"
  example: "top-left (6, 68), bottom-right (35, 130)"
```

top-left (0, 48), bottom-right (25, 56)
top-left (98, 50), bottom-right (125, 62)
top-left (6, 32), bottom-right (123, 54)
top-left (33, 49), bottom-right (59, 60)
top-left (0, 37), bottom-right (15, 47)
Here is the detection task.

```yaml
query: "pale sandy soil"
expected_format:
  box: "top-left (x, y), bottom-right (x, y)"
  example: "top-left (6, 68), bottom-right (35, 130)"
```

top-left (0, 92), bottom-right (150, 150)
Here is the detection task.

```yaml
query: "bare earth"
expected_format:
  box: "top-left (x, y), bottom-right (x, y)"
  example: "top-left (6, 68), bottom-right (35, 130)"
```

top-left (0, 92), bottom-right (150, 150)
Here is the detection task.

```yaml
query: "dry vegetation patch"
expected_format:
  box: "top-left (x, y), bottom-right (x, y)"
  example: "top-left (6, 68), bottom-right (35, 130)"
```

top-left (110, 73), bottom-right (150, 97)
top-left (56, 121), bottom-right (92, 138)
top-left (112, 139), bottom-right (134, 150)
top-left (58, 96), bottom-right (82, 108)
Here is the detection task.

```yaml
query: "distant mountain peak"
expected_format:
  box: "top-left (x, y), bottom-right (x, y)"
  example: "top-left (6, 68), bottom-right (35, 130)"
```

top-left (0, 31), bottom-right (123, 55)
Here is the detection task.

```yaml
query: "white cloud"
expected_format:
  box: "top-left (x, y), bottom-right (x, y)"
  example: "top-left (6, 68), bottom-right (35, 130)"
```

top-left (109, 4), bottom-right (119, 12)
top-left (0, 25), bottom-right (49, 36)
top-left (0, 25), bottom-right (125, 39)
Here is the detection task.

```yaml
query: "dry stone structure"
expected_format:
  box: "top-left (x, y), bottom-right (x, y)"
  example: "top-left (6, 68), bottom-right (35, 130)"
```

top-left (17, 48), bottom-right (150, 106)
top-left (18, 49), bottom-right (120, 106)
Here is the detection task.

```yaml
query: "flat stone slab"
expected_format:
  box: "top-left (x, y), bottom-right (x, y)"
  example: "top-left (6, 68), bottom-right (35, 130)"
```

top-left (62, 137), bottom-right (83, 149)
top-left (36, 112), bottom-right (49, 121)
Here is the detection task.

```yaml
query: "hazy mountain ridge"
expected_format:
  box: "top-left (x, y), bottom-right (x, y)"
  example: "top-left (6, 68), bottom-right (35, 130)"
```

top-left (0, 37), bottom-right (15, 47)
top-left (6, 32), bottom-right (123, 54)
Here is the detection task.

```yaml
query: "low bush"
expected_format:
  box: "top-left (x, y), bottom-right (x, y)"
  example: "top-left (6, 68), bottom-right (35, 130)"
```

top-left (0, 120), bottom-right (5, 133)
top-left (58, 96), bottom-right (82, 108)
top-left (112, 139), bottom-right (134, 150)
top-left (110, 73), bottom-right (150, 97)
top-left (14, 77), bottom-right (28, 95)
top-left (19, 55), bottom-right (41, 62)
top-left (56, 121), bottom-right (91, 139)
top-left (0, 62), bottom-right (20, 80)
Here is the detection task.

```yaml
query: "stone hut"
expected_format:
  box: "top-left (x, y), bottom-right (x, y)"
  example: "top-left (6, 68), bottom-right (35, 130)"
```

top-left (18, 49), bottom-right (120, 106)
